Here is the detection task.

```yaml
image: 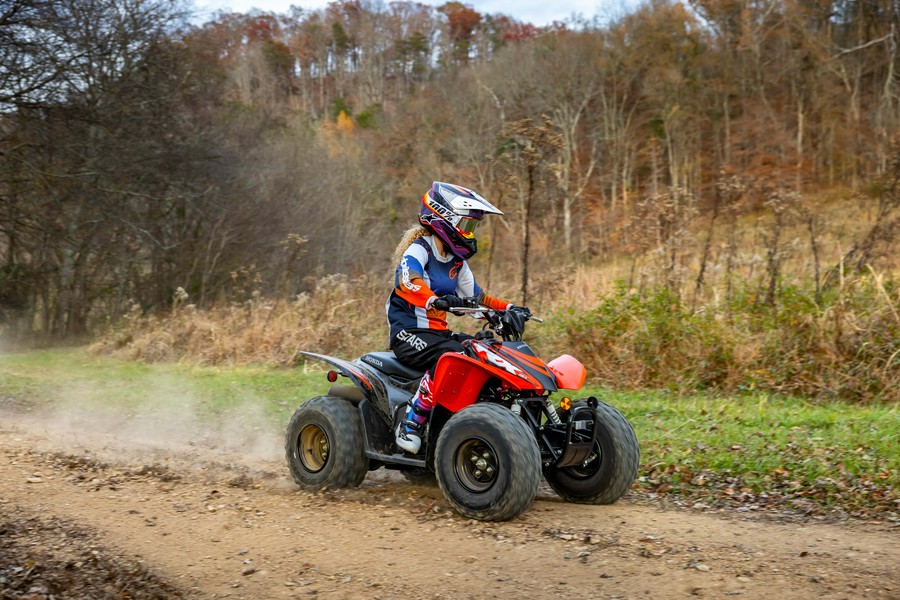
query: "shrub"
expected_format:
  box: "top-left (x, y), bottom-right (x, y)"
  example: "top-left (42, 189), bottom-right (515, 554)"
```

top-left (554, 275), bottom-right (899, 403)
top-left (92, 271), bottom-right (898, 403)
top-left (90, 274), bottom-right (388, 366)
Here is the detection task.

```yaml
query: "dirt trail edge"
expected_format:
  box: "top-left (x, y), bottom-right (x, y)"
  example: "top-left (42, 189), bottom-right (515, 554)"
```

top-left (0, 410), bottom-right (897, 600)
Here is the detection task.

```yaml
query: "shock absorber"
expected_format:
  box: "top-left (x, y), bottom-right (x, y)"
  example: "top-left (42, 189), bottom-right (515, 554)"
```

top-left (544, 396), bottom-right (562, 425)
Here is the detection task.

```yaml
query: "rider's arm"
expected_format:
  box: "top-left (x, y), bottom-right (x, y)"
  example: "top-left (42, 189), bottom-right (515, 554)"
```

top-left (395, 243), bottom-right (459, 311)
top-left (475, 290), bottom-right (512, 311)
top-left (395, 255), bottom-right (437, 308)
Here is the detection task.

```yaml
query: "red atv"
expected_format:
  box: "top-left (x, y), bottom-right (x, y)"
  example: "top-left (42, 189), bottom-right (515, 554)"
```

top-left (285, 306), bottom-right (639, 521)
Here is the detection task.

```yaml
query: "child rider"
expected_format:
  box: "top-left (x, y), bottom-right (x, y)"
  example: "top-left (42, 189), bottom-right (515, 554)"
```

top-left (386, 181), bottom-right (515, 454)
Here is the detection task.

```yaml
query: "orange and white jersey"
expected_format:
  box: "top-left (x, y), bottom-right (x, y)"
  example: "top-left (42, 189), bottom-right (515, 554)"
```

top-left (386, 235), bottom-right (508, 341)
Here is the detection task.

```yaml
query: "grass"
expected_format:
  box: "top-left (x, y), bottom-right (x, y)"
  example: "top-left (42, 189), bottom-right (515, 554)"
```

top-left (1, 348), bottom-right (896, 518)
top-left (618, 390), bottom-right (898, 516)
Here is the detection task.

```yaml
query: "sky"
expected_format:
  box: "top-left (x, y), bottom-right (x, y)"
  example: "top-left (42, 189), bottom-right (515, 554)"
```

top-left (193, 0), bottom-right (635, 28)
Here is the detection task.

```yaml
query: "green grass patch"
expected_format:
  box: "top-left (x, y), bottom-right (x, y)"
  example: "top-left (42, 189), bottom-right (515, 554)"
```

top-left (0, 348), bottom-right (327, 427)
top-left (609, 389), bottom-right (898, 517)
top-left (2, 349), bottom-right (896, 518)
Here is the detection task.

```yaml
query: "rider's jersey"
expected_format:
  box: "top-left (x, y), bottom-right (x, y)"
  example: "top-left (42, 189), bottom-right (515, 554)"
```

top-left (386, 235), bottom-right (509, 341)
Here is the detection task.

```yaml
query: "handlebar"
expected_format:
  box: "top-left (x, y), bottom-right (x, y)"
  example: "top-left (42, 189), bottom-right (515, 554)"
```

top-left (449, 306), bottom-right (543, 346)
top-left (449, 306), bottom-right (543, 323)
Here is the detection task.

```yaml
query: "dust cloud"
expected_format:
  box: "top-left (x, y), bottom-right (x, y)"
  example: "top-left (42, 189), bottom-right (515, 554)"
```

top-left (1, 372), bottom-right (286, 478)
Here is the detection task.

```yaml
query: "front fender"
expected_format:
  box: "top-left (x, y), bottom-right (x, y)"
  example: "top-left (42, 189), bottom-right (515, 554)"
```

top-left (547, 354), bottom-right (586, 391)
top-left (431, 352), bottom-right (544, 413)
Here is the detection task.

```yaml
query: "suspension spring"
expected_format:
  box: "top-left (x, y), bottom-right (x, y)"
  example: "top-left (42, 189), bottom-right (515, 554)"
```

top-left (544, 397), bottom-right (562, 425)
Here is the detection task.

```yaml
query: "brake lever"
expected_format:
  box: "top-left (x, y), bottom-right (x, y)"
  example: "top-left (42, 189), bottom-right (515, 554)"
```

top-left (450, 306), bottom-right (489, 315)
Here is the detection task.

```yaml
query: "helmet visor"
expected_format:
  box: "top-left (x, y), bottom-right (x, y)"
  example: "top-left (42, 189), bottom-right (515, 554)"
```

top-left (457, 216), bottom-right (480, 238)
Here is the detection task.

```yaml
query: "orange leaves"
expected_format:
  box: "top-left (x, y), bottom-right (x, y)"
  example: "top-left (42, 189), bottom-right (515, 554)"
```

top-left (438, 2), bottom-right (482, 42)
top-left (318, 111), bottom-right (359, 158)
top-left (246, 16), bottom-right (280, 43)
top-left (334, 111), bottom-right (355, 134)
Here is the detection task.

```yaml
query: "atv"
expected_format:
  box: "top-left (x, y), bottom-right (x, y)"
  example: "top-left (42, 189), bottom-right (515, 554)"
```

top-left (285, 306), bottom-right (639, 521)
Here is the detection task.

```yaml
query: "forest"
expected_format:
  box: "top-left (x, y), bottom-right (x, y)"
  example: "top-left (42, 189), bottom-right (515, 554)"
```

top-left (1, 0), bottom-right (898, 401)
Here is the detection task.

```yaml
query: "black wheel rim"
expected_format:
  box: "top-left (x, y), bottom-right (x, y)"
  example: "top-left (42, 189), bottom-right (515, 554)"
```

top-left (298, 424), bottom-right (329, 473)
top-left (454, 438), bottom-right (499, 493)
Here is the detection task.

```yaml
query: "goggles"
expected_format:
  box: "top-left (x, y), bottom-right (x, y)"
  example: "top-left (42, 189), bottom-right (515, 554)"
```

top-left (456, 216), bottom-right (480, 238)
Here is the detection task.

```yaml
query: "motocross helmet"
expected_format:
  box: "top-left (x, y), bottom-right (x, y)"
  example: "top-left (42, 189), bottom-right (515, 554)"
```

top-left (418, 181), bottom-right (503, 259)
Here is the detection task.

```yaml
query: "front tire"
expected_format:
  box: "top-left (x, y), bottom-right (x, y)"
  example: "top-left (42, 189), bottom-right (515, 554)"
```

top-left (435, 403), bottom-right (540, 521)
top-left (285, 396), bottom-right (368, 491)
top-left (543, 400), bottom-right (640, 504)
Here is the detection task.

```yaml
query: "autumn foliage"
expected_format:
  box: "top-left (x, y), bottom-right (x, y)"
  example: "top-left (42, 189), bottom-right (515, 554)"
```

top-left (2, 0), bottom-right (899, 401)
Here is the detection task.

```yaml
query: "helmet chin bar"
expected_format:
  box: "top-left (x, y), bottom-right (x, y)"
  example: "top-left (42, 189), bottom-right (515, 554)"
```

top-left (426, 218), bottom-right (477, 259)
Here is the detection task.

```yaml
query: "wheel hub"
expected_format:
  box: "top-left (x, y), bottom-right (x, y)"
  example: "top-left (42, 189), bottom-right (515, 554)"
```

top-left (455, 439), bottom-right (498, 493)
top-left (298, 424), bottom-right (329, 473)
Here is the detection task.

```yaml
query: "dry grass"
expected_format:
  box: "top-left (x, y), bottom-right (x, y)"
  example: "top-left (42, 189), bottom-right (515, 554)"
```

top-left (91, 273), bottom-right (389, 366)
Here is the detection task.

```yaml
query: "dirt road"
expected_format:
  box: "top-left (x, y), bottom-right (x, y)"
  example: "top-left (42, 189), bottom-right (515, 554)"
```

top-left (0, 404), bottom-right (897, 600)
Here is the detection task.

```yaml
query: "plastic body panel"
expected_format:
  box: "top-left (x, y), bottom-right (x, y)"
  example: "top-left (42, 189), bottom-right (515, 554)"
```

top-left (546, 354), bottom-right (586, 390)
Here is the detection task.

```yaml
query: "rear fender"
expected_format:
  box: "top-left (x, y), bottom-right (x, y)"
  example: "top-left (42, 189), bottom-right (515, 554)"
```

top-left (328, 384), bottom-right (364, 403)
top-left (547, 354), bottom-right (586, 391)
top-left (358, 399), bottom-right (394, 456)
top-left (299, 351), bottom-right (391, 418)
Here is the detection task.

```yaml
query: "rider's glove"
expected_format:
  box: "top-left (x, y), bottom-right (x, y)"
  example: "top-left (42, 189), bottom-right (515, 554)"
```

top-left (432, 295), bottom-right (479, 311)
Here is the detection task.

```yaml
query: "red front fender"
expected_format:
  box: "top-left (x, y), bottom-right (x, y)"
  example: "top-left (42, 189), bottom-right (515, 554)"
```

top-left (431, 352), bottom-right (543, 413)
top-left (547, 354), bottom-right (586, 390)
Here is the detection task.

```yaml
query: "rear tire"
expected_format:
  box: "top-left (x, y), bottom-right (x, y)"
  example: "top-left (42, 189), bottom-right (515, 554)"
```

top-left (543, 400), bottom-right (639, 504)
top-left (285, 396), bottom-right (368, 491)
top-left (435, 403), bottom-right (540, 521)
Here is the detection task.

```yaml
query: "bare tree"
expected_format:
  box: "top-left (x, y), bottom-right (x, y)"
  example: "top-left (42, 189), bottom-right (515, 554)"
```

top-left (496, 116), bottom-right (562, 303)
